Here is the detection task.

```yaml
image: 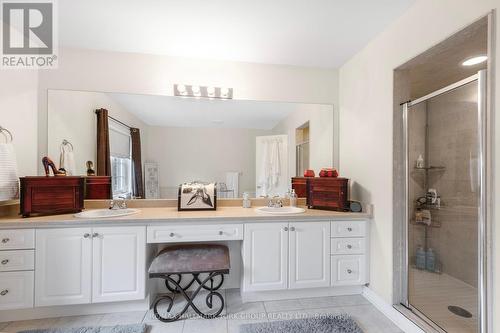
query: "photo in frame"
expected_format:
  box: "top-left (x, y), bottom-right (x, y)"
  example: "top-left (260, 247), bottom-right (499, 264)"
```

top-left (178, 182), bottom-right (217, 211)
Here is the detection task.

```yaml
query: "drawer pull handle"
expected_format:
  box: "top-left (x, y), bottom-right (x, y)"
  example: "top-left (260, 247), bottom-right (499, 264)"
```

top-left (1, 259), bottom-right (8, 265)
top-left (347, 245), bottom-right (352, 249)
top-left (0, 289), bottom-right (8, 296)
top-left (83, 233), bottom-right (91, 239)
top-left (347, 269), bottom-right (353, 274)
top-left (92, 233), bottom-right (99, 238)
top-left (347, 227), bottom-right (353, 232)
top-left (218, 231), bottom-right (224, 236)
top-left (1, 238), bottom-right (9, 244)
top-left (284, 227), bottom-right (289, 231)
top-left (169, 233), bottom-right (175, 237)
top-left (290, 227), bottom-right (296, 231)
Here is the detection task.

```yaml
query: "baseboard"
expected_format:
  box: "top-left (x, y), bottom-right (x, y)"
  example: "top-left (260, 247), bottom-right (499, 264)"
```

top-left (362, 286), bottom-right (425, 333)
top-left (241, 285), bottom-right (362, 303)
top-left (0, 299), bottom-right (150, 322)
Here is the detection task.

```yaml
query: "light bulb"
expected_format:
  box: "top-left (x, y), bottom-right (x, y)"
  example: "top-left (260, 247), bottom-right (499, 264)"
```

top-left (176, 84), bottom-right (186, 95)
top-left (192, 85), bottom-right (201, 96)
top-left (462, 55), bottom-right (487, 66)
top-left (207, 86), bottom-right (215, 97)
top-left (220, 87), bottom-right (230, 97)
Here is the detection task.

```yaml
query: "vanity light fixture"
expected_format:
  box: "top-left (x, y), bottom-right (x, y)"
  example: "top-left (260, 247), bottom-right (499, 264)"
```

top-left (462, 55), bottom-right (487, 66)
top-left (174, 84), bottom-right (233, 100)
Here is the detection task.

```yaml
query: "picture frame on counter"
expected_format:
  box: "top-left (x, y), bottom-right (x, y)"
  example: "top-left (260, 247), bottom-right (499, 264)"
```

top-left (178, 182), bottom-right (217, 211)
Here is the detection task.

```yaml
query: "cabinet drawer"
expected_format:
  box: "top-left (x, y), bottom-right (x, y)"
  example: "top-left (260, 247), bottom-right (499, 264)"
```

top-left (331, 255), bottom-right (366, 286)
top-left (147, 224), bottom-right (243, 243)
top-left (0, 250), bottom-right (35, 272)
top-left (0, 271), bottom-right (34, 310)
top-left (0, 229), bottom-right (35, 250)
top-left (331, 221), bottom-right (366, 238)
top-left (330, 238), bottom-right (366, 255)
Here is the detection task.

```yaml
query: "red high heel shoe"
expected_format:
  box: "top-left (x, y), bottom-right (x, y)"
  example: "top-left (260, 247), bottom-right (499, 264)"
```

top-left (42, 157), bottom-right (66, 176)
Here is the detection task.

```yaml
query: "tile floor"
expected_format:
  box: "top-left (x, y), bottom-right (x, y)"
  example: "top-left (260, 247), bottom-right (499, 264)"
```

top-left (0, 290), bottom-right (402, 333)
top-left (409, 268), bottom-right (478, 333)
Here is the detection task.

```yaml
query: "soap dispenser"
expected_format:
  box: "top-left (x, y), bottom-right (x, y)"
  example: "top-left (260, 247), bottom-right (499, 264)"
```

top-left (289, 189), bottom-right (298, 207)
top-left (242, 192), bottom-right (251, 208)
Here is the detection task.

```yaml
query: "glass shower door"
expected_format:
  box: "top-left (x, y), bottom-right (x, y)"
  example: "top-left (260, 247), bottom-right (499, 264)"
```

top-left (405, 75), bottom-right (483, 333)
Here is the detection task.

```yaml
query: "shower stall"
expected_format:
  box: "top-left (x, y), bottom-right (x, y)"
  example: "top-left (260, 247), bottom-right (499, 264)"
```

top-left (400, 70), bottom-right (487, 333)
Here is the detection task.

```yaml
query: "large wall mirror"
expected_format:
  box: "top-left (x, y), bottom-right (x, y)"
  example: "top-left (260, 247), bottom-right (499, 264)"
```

top-left (46, 89), bottom-right (336, 199)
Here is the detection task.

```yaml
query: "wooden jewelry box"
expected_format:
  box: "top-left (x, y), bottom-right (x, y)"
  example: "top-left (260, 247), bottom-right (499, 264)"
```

top-left (20, 176), bottom-right (85, 217)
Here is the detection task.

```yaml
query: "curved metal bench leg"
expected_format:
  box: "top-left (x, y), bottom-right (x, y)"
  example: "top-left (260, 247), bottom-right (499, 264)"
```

top-left (153, 272), bottom-right (225, 322)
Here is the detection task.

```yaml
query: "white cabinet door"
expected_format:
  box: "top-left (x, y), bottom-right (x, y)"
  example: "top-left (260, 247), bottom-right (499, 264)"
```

top-left (35, 228), bottom-right (92, 306)
top-left (243, 223), bottom-right (288, 292)
top-left (92, 226), bottom-right (146, 303)
top-left (289, 222), bottom-right (330, 289)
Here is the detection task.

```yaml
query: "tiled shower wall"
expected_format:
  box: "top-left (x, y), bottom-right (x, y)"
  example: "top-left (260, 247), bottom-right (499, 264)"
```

top-left (409, 81), bottom-right (478, 287)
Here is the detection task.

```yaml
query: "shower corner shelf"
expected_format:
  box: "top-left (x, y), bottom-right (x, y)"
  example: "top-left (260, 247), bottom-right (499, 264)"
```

top-left (410, 219), bottom-right (442, 228)
top-left (414, 166), bottom-right (446, 171)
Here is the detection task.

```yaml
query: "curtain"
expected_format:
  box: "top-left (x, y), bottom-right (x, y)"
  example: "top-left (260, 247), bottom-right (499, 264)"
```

top-left (130, 128), bottom-right (144, 198)
top-left (96, 108), bottom-right (111, 176)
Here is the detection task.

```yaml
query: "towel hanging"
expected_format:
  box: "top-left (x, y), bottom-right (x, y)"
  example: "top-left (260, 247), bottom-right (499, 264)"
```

top-left (60, 139), bottom-right (76, 176)
top-left (0, 127), bottom-right (19, 200)
top-left (0, 126), bottom-right (13, 143)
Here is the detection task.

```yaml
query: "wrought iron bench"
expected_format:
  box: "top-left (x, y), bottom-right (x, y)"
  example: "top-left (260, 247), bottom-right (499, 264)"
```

top-left (148, 244), bottom-right (230, 322)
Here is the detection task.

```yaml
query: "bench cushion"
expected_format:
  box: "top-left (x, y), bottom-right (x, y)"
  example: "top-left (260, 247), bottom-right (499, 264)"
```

top-left (149, 244), bottom-right (230, 275)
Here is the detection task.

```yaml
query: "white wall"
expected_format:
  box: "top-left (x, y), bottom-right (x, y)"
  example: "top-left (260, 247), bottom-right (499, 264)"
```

top-left (146, 126), bottom-right (271, 198)
top-left (338, 1), bottom-right (499, 329)
top-left (47, 90), bottom-right (148, 175)
top-left (0, 71), bottom-right (38, 177)
top-left (272, 104), bottom-right (335, 180)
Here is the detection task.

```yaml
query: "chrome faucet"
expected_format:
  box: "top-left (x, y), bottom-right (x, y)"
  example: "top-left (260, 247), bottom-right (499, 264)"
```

top-left (109, 198), bottom-right (127, 210)
top-left (267, 195), bottom-right (283, 208)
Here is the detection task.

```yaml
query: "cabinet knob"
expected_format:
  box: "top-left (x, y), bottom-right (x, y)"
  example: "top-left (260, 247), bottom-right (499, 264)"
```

top-left (347, 269), bottom-right (353, 274)
top-left (290, 227), bottom-right (296, 231)
top-left (284, 227), bottom-right (289, 231)
top-left (347, 245), bottom-right (352, 249)
top-left (347, 227), bottom-right (353, 232)
top-left (1, 238), bottom-right (9, 243)
top-left (1, 259), bottom-right (8, 265)
top-left (169, 232), bottom-right (175, 237)
top-left (218, 231), bottom-right (224, 236)
top-left (83, 233), bottom-right (91, 238)
top-left (92, 233), bottom-right (99, 238)
top-left (0, 289), bottom-right (8, 296)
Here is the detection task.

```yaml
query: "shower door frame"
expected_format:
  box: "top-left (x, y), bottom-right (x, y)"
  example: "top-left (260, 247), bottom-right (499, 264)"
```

top-left (399, 71), bottom-right (489, 333)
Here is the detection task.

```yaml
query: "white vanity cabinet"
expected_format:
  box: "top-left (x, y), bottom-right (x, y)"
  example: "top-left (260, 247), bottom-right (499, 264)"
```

top-left (242, 221), bottom-right (330, 292)
top-left (0, 229), bottom-right (35, 310)
top-left (35, 226), bottom-right (146, 307)
top-left (330, 220), bottom-right (368, 286)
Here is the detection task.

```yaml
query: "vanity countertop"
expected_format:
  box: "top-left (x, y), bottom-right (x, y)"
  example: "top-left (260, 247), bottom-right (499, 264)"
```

top-left (0, 206), bottom-right (371, 228)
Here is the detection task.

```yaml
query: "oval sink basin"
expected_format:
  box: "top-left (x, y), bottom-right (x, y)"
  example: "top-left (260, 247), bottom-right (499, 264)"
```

top-left (255, 206), bottom-right (306, 215)
top-left (74, 208), bottom-right (140, 219)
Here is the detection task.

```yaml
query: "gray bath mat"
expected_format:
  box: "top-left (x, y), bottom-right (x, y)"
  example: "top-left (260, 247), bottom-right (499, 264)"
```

top-left (18, 324), bottom-right (148, 333)
top-left (240, 315), bottom-right (363, 333)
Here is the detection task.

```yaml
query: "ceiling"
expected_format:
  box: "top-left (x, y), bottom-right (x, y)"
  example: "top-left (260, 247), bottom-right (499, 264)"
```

top-left (59, 0), bottom-right (415, 68)
top-left (399, 17), bottom-right (488, 99)
top-left (107, 93), bottom-right (315, 129)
